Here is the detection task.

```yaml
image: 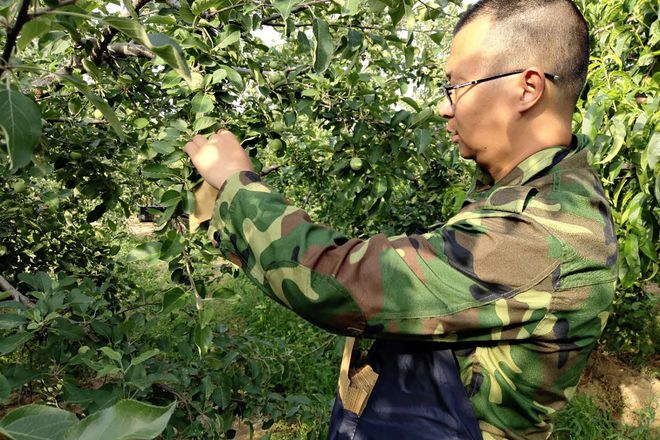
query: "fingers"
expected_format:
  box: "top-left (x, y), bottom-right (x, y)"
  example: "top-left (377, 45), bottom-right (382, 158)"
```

top-left (183, 140), bottom-right (197, 155)
top-left (184, 133), bottom-right (216, 156)
top-left (183, 129), bottom-right (237, 158)
top-left (192, 134), bottom-right (208, 146)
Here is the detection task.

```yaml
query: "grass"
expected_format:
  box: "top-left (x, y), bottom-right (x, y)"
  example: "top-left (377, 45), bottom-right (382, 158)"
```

top-left (552, 394), bottom-right (657, 440)
top-left (114, 234), bottom-right (657, 439)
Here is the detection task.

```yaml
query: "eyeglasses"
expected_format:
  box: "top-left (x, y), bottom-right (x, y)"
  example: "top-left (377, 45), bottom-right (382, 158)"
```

top-left (441, 70), bottom-right (560, 106)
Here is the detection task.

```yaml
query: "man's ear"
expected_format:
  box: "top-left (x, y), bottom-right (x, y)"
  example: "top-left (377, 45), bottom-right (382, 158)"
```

top-left (517, 67), bottom-right (546, 112)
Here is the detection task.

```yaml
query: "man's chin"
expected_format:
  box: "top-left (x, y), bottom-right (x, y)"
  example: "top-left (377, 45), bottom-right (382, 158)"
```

top-left (458, 143), bottom-right (476, 160)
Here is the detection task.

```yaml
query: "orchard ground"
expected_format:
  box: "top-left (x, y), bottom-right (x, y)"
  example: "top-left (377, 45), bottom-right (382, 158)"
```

top-left (127, 217), bottom-right (660, 439)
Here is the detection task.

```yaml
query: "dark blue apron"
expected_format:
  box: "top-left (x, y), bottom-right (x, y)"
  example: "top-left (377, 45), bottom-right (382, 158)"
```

top-left (328, 340), bottom-right (482, 440)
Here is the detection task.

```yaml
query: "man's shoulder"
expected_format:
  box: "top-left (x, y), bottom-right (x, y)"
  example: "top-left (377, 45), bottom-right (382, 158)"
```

top-left (522, 162), bottom-right (618, 290)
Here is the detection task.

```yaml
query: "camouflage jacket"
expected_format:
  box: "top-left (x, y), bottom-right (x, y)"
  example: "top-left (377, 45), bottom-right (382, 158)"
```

top-left (210, 135), bottom-right (617, 440)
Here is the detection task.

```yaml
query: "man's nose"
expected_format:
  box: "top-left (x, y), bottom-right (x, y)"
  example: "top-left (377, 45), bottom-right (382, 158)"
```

top-left (437, 96), bottom-right (454, 119)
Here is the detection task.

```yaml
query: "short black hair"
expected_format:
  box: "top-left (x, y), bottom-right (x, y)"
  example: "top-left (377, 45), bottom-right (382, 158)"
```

top-left (454, 0), bottom-right (590, 107)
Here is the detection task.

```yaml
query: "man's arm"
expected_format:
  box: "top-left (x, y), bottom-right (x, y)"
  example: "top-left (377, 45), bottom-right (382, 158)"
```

top-left (211, 169), bottom-right (561, 341)
top-left (184, 130), bottom-right (560, 341)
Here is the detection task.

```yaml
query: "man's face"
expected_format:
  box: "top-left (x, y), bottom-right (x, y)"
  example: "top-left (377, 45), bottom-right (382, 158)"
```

top-left (438, 17), bottom-right (516, 172)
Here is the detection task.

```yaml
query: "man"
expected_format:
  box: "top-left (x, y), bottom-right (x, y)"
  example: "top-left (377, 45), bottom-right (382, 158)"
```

top-left (184, 0), bottom-right (617, 438)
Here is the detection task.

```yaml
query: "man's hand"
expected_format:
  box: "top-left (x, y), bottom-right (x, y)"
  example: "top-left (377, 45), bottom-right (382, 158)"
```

top-left (183, 129), bottom-right (253, 190)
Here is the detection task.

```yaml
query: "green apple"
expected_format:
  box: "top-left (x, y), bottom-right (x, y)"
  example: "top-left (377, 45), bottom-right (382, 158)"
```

top-left (350, 157), bottom-right (363, 171)
top-left (13, 180), bottom-right (26, 193)
top-left (268, 139), bottom-right (283, 152)
top-left (271, 121), bottom-right (286, 132)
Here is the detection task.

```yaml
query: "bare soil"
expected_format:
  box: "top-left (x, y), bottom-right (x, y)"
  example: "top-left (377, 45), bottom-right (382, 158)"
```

top-left (126, 216), bottom-right (156, 237)
top-left (578, 349), bottom-right (659, 428)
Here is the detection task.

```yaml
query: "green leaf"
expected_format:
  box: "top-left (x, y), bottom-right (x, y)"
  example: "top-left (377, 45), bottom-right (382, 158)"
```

top-left (121, 0), bottom-right (139, 19)
top-left (429, 32), bottom-right (444, 46)
top-left (191, 93), bottom-right (214, 114)
top-left (312, 18), bottom-right (334, 73)
top-left (59, 74), bottom-right (125, 139)
top-left (647, 131), bottom-right (659, 170)
top-left (194, 323), bottom-right (213, 355)
top-left (103, 16), bottom-right (149, 43)
top-left (148, 33), bottom-right (192, 83)
top-left (340, 0), bottom-right (360, 15)
top-left (162, 287), bottom-right (186, 314)
top-left (0, 332), bottom-right (33, 355)
top-left (599, 114), bottom-right (627, 164)
top-left (95, 365), bottom-right (121, 378)
top-left (160, 189), bottom-right (181, 207)
top-left (17, 18), bottom-right (51, 51)
top-left (220, 65), bottom-right (244, 91)
top-left (143, 164), bottom-right (178, 179)
top-left (134, 118), bottom-right (149, 129)
top-left (401, 96), bottom-right (421, 112)
top-left (130, 349), bottom-right (160, 367)
top-left (63, 399), bottom-right (176, 440)
top-left (218, 30), bottom-right (241, 49)
top-left (414, 128), bottom-right (432, 155)
top-left (127, 242), bottom-right (162, 262)
top-left (81, 58), bottom-right (103, 83)
top-left (193, 116), bottom-right (217, 132)
top-left (0, 89), bottom-right (41, 170)
top-left (181, 189), bottom-right (195, 214)
top-left (0, 405), bottom-right (78, 440)
top-left (103, 17), bottom-right (191, 82)
top-left (99, 346), bottom-right (123, 363)
top-left (411, 108), bottom-right (434, 128)
top-left (149, 140), bottom-right (175, 155)
top-left (160, 234), bottom-right (183, 260)
top-left (273, 0), bottom-right (303, 20)
top-left (0, 314), bottom-right (28, 329)
top-left (0, 373), bottom-right (10, 402)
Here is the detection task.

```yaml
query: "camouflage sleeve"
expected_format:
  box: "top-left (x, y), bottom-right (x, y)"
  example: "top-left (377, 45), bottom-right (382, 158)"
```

top-left (210, 171), bottom-right (561, 341)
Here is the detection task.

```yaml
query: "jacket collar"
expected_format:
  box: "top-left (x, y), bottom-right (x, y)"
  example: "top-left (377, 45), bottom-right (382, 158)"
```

top-left (469, 135), bottom-right (590, 196)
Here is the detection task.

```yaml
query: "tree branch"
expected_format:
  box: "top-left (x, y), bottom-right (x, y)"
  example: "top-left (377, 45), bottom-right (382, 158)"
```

top-left (1, 0), bottom-right (31, 74)
top-left (0, 275), bottom-right (35, 308)
top-left (260, 164), bottom-right (281, 176)
top-left (108, 42), bottom-right (154, 59)
top-left (91, 0), bottom-right (152, 65)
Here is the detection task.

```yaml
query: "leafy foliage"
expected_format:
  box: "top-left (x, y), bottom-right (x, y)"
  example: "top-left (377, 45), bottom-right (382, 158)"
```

top-left (575, 0), bottom-right (659, 360)
top-left (0, 400), bottom-right (174, 440)
top-left (0, 0), bottom-right (657, 437)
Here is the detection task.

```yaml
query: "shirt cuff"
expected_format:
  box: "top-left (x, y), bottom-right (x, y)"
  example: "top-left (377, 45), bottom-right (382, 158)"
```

top-left (208, 170), bottom-right (268, 256)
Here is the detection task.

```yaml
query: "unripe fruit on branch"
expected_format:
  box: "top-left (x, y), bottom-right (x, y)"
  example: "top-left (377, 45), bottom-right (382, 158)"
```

top-left (350, 157), bottom-right (363, 171)
top-left (268, 139), bottom-right (283, 152)
top-left (13, 180), bottom-right (26, 193)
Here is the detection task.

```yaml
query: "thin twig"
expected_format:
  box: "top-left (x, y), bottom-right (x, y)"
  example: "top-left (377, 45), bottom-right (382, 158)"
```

top-left (0, 275), bottom-right (35, 308)
top-left (261, 0), bottom-right (331, 25)
top-left (266, 21), bottom-right (440, 34)
top-left (260, 164), bottom-right (281, 176)
top-left (173, 219), bottom-right (204, 310)
top-left (107, 42), bottom-right (154, 59)
top-left (416, 0), bottom-right (451, 17)
top-left (594, 23), bottom-right (615, 35)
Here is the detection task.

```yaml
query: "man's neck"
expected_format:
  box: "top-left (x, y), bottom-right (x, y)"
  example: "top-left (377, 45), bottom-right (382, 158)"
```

top-left (488, 120), bottom-right (573, 182)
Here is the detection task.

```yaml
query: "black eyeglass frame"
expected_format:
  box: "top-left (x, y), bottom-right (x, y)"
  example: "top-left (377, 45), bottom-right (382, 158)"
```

top-left (441, 70), bottom-right (560, 106)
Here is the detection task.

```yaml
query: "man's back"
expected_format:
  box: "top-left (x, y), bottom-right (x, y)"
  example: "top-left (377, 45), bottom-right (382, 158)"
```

top-left (452, 136), bottom-right (617, 439)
